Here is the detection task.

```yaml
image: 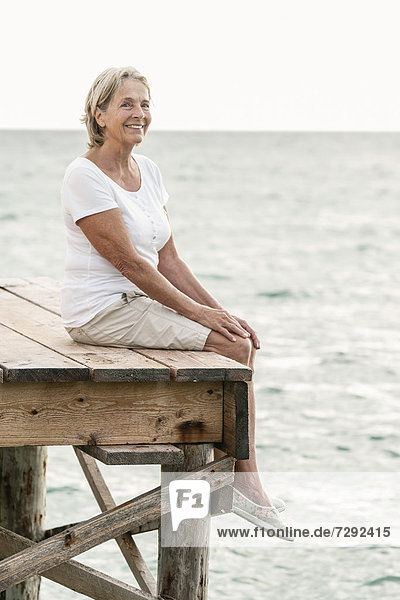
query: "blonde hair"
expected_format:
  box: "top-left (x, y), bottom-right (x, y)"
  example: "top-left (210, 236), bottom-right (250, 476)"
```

top-left (81, 66), bottom-right (151, 149)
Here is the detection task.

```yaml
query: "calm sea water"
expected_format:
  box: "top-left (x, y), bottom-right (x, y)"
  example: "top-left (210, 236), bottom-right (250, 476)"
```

top-left (1, 130), bottom-right (399, 599)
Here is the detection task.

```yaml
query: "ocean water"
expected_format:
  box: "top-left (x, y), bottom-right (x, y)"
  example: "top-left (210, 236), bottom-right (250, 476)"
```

top-left (0, 130), bottom-right (399, 598)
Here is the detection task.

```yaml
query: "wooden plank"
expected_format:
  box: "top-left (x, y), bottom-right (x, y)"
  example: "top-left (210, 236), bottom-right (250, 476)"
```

top-left (45, 519), bottom-right (160, 538)
top-left (0, 324), bottom-right (89, 383)
top-left (215, 381), bottom-right (249, 460)
top-left (0, 277), bottom-right (62, 314)
top-left (0, 527), bottom-right (161, 600)
top-left (43, 492), bottom-right (232, 538)
top-left (74, 448), bottom-right (157, 596)
top-left (45, 523), bottom-right (82, 538)
top-left (135, 349), bottom-right (252, 382)
top-left (0, 381), bottom-right (223, 446)
top-left (0, 288), bottom-right (170, 382)
top-left (0, 456), bottom-right (234, 590)
top-left (76, 444), bottom-right (184, 466)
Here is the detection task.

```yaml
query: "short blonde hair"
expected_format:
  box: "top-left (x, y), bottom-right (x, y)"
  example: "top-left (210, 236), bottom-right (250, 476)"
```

top-left (81, 66), bottom-right (151, 149)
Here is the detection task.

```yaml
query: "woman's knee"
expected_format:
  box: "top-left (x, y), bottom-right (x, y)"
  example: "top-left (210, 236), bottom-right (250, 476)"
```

top-left (249, 343), bottom-right (256, 372)
top-left (234, 337), bottom-right (253, 365)
top-left (203, 331), bottom-right (252, 366)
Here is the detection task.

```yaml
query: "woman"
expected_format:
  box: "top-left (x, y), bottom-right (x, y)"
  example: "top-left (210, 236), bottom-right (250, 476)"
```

top-left (61, 66), bottom-right (288, 535)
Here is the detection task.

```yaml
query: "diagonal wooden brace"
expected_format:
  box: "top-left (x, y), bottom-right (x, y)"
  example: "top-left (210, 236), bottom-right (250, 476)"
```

top-left (74, 446), bottom-right (157, 596)
top-left (0, 456), bottom-right (234, 591)
top-left (0, 526), bottom-right (162, 600)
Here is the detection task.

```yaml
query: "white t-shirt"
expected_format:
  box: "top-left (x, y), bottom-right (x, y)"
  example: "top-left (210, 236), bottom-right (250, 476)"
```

top-left (60, 154), bottom-right (171, 328)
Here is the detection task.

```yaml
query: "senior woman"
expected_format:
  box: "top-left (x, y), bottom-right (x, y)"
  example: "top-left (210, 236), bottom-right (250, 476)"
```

top-left (61, 66), bottom-right (288, 535)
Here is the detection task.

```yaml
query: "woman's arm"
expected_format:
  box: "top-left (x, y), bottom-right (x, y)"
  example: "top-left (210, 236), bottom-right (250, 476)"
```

top-left (158, 209), bottom-right (260, 349)
top-left (76, 207), bottom-right (250, 343)
top-left (158, 235), bottom-right (223, 309)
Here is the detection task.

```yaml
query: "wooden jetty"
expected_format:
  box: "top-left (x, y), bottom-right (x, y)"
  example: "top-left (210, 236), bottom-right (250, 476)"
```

top-left (0, 277), bottom-right (251, 600)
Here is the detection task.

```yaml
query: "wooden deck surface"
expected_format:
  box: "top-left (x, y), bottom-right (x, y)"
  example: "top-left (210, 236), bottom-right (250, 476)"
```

top-left (0, 277), bottom-right (252, 384)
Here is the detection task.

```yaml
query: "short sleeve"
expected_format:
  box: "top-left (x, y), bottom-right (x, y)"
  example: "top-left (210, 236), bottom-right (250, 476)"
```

top-left (62, 166), bottom-right (118, 224)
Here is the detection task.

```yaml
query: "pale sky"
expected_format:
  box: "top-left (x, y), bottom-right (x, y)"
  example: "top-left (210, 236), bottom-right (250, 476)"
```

top-left (2, 0), bottom-right (400, 131)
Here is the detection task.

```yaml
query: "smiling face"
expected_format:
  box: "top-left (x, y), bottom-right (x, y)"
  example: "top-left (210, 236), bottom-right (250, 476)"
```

top-left (94, 79), bottom-right (151, 147)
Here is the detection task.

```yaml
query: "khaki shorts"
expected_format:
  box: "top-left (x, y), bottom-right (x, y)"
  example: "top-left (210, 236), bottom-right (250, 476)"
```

top-left (65, 291), bottom-right (212, 351)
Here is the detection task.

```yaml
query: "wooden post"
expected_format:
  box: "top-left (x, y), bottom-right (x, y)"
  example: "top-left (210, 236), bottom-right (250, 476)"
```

top-left (0, 446), bottom-right (47, 600)
top-left (157, 443), bottom-right (214, 600)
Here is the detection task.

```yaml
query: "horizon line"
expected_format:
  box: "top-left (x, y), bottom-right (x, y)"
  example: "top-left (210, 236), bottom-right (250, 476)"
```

top-left (1, 127), bottom-right (400, 134)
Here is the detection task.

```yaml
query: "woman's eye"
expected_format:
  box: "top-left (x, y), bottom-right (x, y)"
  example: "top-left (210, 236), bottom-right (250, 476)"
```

top-left (121, 102), bottom-right (149, 109)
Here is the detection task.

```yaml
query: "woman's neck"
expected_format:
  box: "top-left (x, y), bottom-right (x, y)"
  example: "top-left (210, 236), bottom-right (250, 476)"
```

top-left (84, 140), bottom-right (135, 171)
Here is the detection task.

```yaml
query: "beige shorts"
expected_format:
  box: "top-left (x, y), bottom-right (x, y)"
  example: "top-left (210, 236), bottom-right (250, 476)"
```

top-left (65, 291), bottom-right (212, 351)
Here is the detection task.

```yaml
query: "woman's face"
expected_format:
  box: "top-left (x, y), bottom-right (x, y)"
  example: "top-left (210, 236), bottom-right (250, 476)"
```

top-left (96, 79), bottom-right (151, 147)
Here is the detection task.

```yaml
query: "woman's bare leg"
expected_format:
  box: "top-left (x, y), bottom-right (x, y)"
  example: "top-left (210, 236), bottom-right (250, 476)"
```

top-left (203, 331), bottom-right (273, 506)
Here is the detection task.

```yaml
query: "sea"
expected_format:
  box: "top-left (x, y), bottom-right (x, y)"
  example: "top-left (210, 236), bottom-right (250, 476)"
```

top-left (0, 130), bottom-right (399, 599)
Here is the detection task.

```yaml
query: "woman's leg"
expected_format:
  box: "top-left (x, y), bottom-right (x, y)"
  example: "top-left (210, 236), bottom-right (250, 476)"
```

top-left (203, 331), bottom-right (273, 507)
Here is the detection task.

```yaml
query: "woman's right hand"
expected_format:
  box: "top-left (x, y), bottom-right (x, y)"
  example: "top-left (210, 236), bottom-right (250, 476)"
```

top-left (195, 306), bottom-right (251, 342)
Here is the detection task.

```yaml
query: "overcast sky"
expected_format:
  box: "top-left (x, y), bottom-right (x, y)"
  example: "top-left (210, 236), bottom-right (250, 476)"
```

top-left (2, 0), bottom-right (400, 131)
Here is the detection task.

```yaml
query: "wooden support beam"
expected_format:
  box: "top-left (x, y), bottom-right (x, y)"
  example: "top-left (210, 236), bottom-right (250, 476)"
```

top-left (76, 444), bottom-right (184, 466)
top-left (41, 479), bottom-right (229, 543)
top-left (0, 527), bottom-right (161, 600)
top-left (44, 523), bottom-right (81, 538)
top-left (128, 519), bottom-right (160, 536)
top-left (215, 381), bottom-right (249, 460)
top-left (0, 446), bottom-right (47, 600)
top-left (45, 517), bottom-right (160, 538)
top-left (158, 443), bottom-right (213, 600)
top-left (0, 381), bottom-right (223, 447)
top-left (74, 447), bottom-right (157, 596)
top-left (0, 456), bottom-right (234, 591)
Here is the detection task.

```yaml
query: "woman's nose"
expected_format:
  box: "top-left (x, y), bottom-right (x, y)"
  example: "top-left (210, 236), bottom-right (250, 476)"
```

top-left (133, 105), bottom-right (144, 118)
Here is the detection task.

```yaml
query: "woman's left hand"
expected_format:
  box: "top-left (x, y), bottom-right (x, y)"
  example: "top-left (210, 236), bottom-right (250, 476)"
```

top-left (231, 315), bottom-right (260, 349)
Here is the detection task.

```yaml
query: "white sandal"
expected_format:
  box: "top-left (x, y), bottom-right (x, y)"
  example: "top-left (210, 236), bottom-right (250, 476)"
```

top-left (232, 488), bottom-right (293, 542)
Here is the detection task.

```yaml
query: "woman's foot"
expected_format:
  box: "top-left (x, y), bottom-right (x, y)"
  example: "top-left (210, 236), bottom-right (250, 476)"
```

top-left (233, 471), bottom-right (274, 507)
top-left (233, 487), bottom-right (286, 513)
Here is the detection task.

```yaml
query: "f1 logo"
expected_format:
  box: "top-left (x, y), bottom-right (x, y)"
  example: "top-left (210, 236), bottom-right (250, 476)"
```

top-left (169, 480), bottom-right (211, 531)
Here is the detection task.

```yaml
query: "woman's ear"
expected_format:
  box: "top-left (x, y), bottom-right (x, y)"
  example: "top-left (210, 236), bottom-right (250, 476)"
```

top-left (94, 107), bottom-right (105, 128)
